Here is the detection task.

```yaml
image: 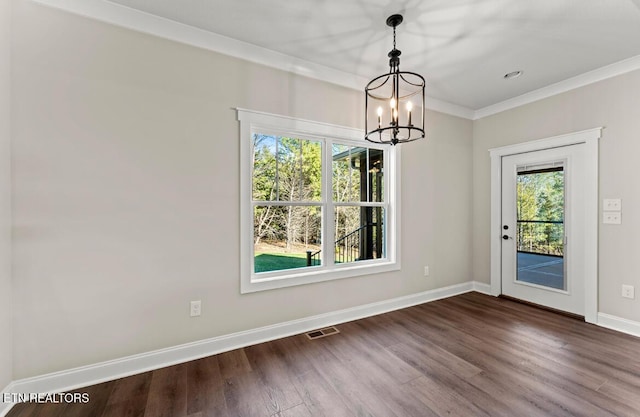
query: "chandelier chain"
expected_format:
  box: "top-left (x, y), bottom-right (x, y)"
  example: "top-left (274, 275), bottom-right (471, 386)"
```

top-left (393, 26), bottom-right (396, 50)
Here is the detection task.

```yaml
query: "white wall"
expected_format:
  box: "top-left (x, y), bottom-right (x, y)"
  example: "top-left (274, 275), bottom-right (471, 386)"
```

top-left (0, 0), bottom-right (13, 391)
top-left (473, 69), bottom-right (640, 323)
top-left (11, 2), bottom-right (473, 379)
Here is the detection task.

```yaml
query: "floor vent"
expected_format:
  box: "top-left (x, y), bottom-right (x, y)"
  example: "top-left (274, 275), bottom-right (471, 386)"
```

top-left (305, 326), bottom-right (340, 340)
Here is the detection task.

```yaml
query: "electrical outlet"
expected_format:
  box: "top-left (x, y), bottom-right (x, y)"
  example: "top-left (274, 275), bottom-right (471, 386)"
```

top-left (603, 212), bottom-right (621, 224)
top-left (622, 285), bottom-right (635, 299)
top-left (424, 266), bottom-right (430, 277)
top-left (603, 199), bottom-right (621, 211)
top-left (190, 300), bottom-right (202, 317)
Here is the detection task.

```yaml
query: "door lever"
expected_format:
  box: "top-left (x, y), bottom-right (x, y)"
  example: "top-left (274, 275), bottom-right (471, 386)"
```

top-left (502, 235), bottom-right (512, 240)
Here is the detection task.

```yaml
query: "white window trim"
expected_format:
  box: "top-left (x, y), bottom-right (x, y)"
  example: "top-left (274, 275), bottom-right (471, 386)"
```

top-left (238, 108), bottom-right (401, 293)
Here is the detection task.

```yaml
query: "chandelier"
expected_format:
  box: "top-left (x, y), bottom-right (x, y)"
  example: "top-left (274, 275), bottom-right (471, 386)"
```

top-left (365, 14), bottom-right (425, 145)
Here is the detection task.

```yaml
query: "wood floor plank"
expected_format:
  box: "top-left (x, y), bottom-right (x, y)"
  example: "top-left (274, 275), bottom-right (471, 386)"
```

top-left (406, 376), bottom-right (491, 417)
top-left (292, 368), bottom-right (354, 417)
top-left (276, 402), bottom-right (314, 417)
top-left (319, 327), bottom-right (436, 417)
top-left (185, 356), bottom-right (227, 417)
top-left (52, 381), bottom-right (113, 417)
top-left (387, 333), bottom-right (483, 380)
top-left (334, 320), bottom-right (422, 384)
top-left (402, 323), bottom-right (580, 417)
top-left (223, 371), bottom-right (272, 417)
top-left (407, 301), bottom-right (610, 393)
top-left (292, 336), bottom-right (404, 417)
top-left (414, 297), bottom-right (609, 386)
top-left (107, 372), bottom-right (152, 405)
top-left (102, 372), bottom-right (152, 417)
top-left (465, 371), bottom-right (561, 417)
top-left (143, 364), bottom-right (187, 417)
top-left (217, 348), bottom-right (252, 380)
top-left (244, 341), bottom-right (303, 414)
top-left (10, 293), bottom-right (640, 417)
top-left (267, 335), bottom-right (315, 377)
top-left (441, 295), bottom-right (640, 401)
top-left (596, 379), bottom-right (640, 413)
top-left (101, 400), bottom-right (145, 417)
top-left (6, 401), bottom-right (65, 417)
top-left (387, 342), bottom-right (517, 417)
top-left (346, 312), bottom-right (412, 348)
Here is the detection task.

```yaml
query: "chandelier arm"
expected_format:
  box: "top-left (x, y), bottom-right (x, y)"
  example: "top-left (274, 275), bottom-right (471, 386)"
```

top-left (398, 72), bottom-right (426, 87)
top-left (366, 74), bottom-right (392, 93)
top-left (397, 90), bottom-right (423, 100)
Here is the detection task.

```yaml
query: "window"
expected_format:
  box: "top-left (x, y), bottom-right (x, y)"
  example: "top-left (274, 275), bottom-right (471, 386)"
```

top-left (238, 109), bottom-right (399, 293)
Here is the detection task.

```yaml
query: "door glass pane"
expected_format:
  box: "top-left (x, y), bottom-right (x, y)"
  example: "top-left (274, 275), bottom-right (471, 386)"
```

top-left (516, 167), bottom-right (565, 290)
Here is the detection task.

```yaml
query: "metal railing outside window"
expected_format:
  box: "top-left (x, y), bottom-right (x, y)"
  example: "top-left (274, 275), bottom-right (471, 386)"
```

top-left (517, 220), bottom-right (564, 256)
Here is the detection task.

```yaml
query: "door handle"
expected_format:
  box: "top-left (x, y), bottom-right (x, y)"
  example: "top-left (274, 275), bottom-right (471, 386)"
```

top-left (502, 235), bottom-right (512, 240)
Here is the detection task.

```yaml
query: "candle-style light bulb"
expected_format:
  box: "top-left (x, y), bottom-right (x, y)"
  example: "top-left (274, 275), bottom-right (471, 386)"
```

top-left (389, 98), bottom-right (396, 124)
top-left (377, 106), bottom-right (383, 128)
top-left (406, 101), bottom-right (413, 126)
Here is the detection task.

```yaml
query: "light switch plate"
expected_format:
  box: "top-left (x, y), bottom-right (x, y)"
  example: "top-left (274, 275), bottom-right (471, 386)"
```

top-left (603, 211), bottom-right (621, 224)
top-left (603, 199), bottom-right (621, 211)
top-left (190, 300), bottom-right (201, 317)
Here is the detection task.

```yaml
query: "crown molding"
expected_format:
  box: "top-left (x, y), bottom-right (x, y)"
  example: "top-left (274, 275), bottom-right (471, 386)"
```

top-left (30, 1), bottom-right (640, 122)
top-left (426, 97), bottom-right (475, 120)
top-left (30, 0), bottom-right (475, 120)
top-left (30, 0), bottom-right (368, 90)
top-left (474, 54), bottom-right (640, 120)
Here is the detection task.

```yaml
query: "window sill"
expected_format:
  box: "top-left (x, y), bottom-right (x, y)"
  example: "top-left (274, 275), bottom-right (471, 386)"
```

top-left (241, 260), bottom-right (400, 294)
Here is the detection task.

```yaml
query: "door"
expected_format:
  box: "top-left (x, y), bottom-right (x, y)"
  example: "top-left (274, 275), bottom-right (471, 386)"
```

top-left (501, 144), bottom-right (586, 316)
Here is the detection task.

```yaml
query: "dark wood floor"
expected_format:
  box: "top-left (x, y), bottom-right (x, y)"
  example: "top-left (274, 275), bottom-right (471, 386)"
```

top-left (7, 292), bottom-right (640, 417)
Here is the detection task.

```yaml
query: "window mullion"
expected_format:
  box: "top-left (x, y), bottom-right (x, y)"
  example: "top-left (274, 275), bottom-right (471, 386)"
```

top-left (385, 146), bottom-right (394, 261)
top-left (324, 139), bottom-right (335, 267)
top-left (275, 137), bottom-right (280, 201)
top-left (366, 147), bottom-right (370, 203)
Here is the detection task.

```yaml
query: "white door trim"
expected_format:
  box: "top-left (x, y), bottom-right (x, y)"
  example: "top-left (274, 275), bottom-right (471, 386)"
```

top-left (489, 127), bottom-right (602, 323)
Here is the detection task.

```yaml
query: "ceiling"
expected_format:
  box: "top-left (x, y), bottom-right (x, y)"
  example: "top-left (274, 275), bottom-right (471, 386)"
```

top-left (63, 1), bottom-right (640, 112)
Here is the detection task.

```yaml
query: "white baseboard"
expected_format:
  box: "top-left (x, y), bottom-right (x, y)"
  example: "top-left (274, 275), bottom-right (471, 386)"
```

top-left (597, 313), bottom-right (640, 339)
top-left (0, 382), bottom-right (16, 417)
top-left (472, 281), bottom-right (492, 295)
top-left (2, 281), bottom-right (480, 414)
